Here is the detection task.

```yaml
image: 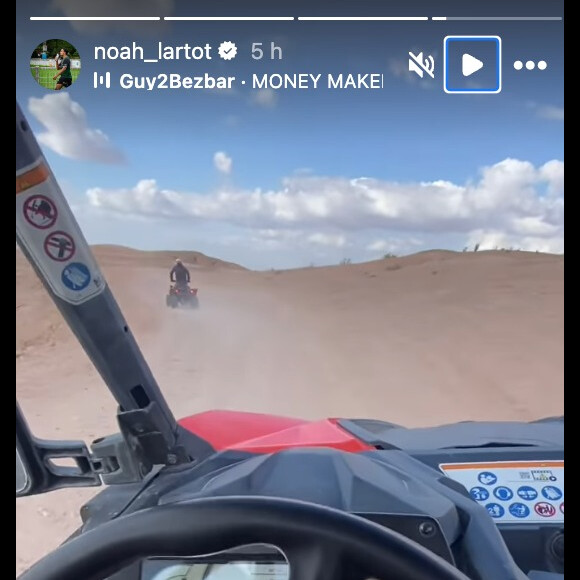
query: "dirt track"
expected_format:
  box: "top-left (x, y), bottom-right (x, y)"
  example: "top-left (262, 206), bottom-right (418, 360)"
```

top-left (16, 247), bottom-right (564, 575)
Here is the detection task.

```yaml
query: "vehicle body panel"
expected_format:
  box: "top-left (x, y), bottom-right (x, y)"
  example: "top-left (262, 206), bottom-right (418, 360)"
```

top-left (178, 410), bottom-right (374, 453)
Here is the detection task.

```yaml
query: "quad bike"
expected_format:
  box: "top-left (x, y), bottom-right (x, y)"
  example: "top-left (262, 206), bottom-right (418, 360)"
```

top-left (166, 283), bottom-right (199, 309)
top-left (15, 104), bottom-right (564, 580)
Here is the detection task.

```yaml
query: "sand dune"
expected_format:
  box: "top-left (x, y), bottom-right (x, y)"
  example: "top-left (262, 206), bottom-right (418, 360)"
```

top-left (15, 247), bottom-right (564, 575)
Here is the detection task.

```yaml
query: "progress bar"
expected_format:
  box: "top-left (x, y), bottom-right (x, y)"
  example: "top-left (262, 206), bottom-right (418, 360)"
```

top-left (297, 16), bottom-right (429, 21)
top-left (29, 15), bottom-right (562, 22)
top-left (164, 16), bottom-right (295, 21)
top-left (29, 16), bottom-right (161, 20)
top-left (432, 16), bottom-right (562, 21)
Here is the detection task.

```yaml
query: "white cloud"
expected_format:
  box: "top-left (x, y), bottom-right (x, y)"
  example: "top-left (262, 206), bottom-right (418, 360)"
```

top-left (87, 178), bottom-right (179, 216)
top-left (28, 93), bottom-right (125, 164)
top-left (367, 240), bottom-right (393, 253)
top-left (243, 229), bottom-right (350, 252)
top-left (251, 88), bottom-right (278, 108)
top-left (510, 216), bottom-right (560, 237)
top-left (207, 228), bottom-right (350, 256)
top-left (308, 233), bottom-right (348, 248)
top-left (86, 158), bottom-right (564, 231)
top-left (213, 151), bottom-right (232, 175)
top-left (366, 238), bottom-right (422, 254)
top-left (85, 156), bottom-right (564, 256)
top-left (246, 229), bottom-right (304, 249)
top-left (254, 229), bottom-right (303, 241)
top-left (539, 159), bottom-right (564, 196)
top-left (536, 105), bottom-right (564, 121)
top-left (526, 102), bottom-right (564, 122)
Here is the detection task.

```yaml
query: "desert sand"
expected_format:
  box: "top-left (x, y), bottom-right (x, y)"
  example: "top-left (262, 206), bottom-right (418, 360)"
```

top-left (16, 246), bottom-right (564, 575)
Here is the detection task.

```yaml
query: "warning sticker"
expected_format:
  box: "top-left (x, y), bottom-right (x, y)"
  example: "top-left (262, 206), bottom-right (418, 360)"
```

top-left (23, 195), bottom-right (58, 229)
top-left (16, 160), bottom-right (106, 305)
top-left (439, 460), bottom-right (564, 524)
top-left (44, 231), bottom-right (76, 262)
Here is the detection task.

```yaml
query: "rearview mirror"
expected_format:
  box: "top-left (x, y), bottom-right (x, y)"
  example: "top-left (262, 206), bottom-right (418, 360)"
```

top-left (16, 447), bottom-right (30, 495)
top-left (16, 401), bottom-right (102, 498)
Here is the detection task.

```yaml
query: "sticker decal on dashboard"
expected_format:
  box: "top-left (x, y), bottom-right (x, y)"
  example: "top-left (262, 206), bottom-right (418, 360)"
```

top-left (439, 460), bottom-right (564, 524)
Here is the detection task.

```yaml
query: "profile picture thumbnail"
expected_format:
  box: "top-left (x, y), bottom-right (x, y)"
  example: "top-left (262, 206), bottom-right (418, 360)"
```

top-left (30, 39), bottom-right (81, 90)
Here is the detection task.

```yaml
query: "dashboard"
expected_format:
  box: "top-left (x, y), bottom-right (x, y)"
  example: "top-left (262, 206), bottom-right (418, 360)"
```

top-left (91, 417), bottom-right (563, 580)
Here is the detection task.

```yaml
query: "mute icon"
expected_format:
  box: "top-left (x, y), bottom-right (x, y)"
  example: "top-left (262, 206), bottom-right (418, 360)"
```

top-left (408, 52), bottom-right (435, 79)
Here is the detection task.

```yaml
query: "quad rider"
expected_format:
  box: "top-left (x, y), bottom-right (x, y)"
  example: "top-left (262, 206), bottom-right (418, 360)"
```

top-left (170, 258), bottom-right (190, 291)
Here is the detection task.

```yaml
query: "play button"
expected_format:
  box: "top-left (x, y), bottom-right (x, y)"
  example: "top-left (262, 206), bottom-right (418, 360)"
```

top-left (444, 36), bottom-right (502, 94)
top-left (462, 53), bottom-right (484, 76)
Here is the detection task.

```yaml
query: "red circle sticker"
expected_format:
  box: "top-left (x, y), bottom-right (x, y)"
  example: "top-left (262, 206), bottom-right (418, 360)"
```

top-left (534, 502), bottom-right (556, 517)
top-left (23, 194), bottom-right (58, 229)
top-left (43, 231), bottom-right (76, 262)
top-left (559, 502), bottom-right (564, 514)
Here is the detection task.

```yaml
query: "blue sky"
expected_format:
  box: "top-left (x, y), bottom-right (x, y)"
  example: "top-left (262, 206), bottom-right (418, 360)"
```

top-left (16, 0), bottom-right (564, 269)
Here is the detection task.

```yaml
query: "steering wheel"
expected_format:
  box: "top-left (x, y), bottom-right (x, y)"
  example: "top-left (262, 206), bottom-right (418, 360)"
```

top-left (18, 496), bottom-right (471, 580)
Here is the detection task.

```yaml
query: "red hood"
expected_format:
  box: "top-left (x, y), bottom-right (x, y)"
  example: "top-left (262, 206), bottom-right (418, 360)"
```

top-left (178, 410), bottom-right (373, 454)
